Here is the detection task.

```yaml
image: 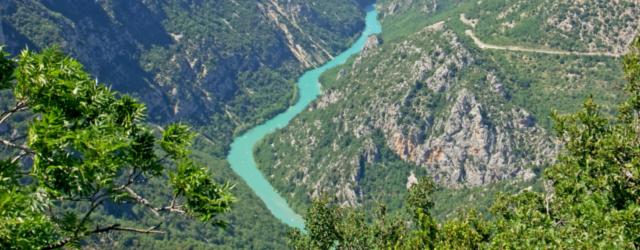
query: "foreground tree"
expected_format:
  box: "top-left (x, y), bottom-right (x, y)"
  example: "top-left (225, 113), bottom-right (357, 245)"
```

top-left (0, 47), bottom-right (234, 249)
top-left (484, 36), bottom-right (640, 249)
top-left (290, 38), bottom-right (640, 249)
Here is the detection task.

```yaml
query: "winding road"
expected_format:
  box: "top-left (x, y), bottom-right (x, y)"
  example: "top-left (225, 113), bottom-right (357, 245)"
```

top-left (465, 30), bottom-right (622, 57)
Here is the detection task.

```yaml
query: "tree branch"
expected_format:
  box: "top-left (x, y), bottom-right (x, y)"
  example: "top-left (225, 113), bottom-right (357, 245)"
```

top-left (0, 138), bottom-right (34, 154)
top-left (114, 168), bottom-right (140, 191)
top-left (43, 223), bottom-right (164, 249)
top-left (73, 191), bottom-right (107, 237)
top-left (123, 186), bottom-right (188, 217)
top-left (109, 169), bottom-right (188, 218)
top-left (11, 151), bottom-right (28, 164)
top-left (7, 134), bottom-right (27, 143)
top-left (95, 224), bottom-right (165, 234)
top-left (124, 186), bottom-right (161, 217)
top-left (158, 192), bottom-right (186, 214)
top-left (0, 101), bottom-right (27, 125)
top-left (157, 205), bottom-right (186, 215)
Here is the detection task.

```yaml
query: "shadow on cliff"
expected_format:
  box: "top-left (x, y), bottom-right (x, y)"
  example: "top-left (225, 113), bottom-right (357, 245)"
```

top-left (27, 0), bottom-right (174, 118)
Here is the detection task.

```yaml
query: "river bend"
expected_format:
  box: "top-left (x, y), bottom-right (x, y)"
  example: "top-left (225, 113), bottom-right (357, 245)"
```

top-left (226, 6), bottom-right (382, 229)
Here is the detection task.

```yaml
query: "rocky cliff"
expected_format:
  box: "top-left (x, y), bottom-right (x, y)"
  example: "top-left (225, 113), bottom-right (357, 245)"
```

top-left (0, 1), bottom-right (372, 248)
top-left (465, 0), bottom-right (640, 54)
top-left (255, 0), bottom-right (637, 210)
top-left (0, 0), bottom-right (369, 150)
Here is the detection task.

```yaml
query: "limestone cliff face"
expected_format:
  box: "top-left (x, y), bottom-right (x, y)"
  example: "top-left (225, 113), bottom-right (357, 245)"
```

top-left (379, 0), bottom-right (438, 18)
top-left (387, 88), bottom-right (553, 187)
top-left (259, 0), bottom-right (353, 68)
top-left (256, 22), bottom-right (559, 208)
top-left (254, 0), bottom-right (635, 209)
top-left (371, 26), bottom-right (555, 186)
top-left (338, 25), bottom-right (554, 188)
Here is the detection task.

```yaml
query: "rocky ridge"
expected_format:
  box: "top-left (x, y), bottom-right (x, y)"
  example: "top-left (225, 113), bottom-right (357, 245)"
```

top-left (256, 21), bottom-right (559, 209)
top-left (467, 0), bottom-right (640, 54)
top-left (380, 0), bottom-right (438, 17)
top-left (543, 0), bottom-right (639, 54)
top-left (253, 0), bottom-right (637, 210)
top-left (0, 0), bottom-right (367, 128)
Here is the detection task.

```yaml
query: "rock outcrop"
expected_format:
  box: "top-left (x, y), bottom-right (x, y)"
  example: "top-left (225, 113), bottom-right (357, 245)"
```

top-left (256, 22), bottom-right (562, 208)
top-left (543, 0), bottom-right (640, 54)
top-left (464, 0), bottom-right (640, 54)
top-left (0, 0), bottom-right (367, 136)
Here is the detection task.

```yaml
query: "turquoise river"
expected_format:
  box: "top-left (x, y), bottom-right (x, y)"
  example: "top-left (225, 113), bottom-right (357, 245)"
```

top-left (227, 5), bottom-right (382, 230)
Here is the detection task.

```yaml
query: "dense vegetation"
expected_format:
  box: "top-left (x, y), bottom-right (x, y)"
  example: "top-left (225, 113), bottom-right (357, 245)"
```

top-left (1, 0), bottom-right (369, 140)
top-left (0, 47), bottom-right (234, 249)
top-left (378, 0), bottom-right (639, 54)
top-left (1, 0), bottom-right (637, 248)
top-left (467, 0), bottom-right (639, 54)
top-left (0, 51), bottom-right (292, 249)
top-left (1, 1), bottom-right (372, 248)
top-left (254, 0), bottom-right (632, 222)
top-left (289, 37), bottom-right (640, 248)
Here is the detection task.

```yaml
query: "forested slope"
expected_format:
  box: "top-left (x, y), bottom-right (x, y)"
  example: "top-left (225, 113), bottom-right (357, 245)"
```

top-left (255, 0), bottom-right (638, 217)
top-left (0, 0), bottom-right (372, 248)
top-left (1, 0), bottom-right (371, 152)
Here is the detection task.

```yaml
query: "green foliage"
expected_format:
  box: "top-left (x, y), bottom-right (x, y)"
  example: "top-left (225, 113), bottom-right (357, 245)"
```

top-left (0, 48), bottom-right (14, 90)
top-left (406, 177), bottom-right (436, 216)
top-left (257, 2), bottom-right (629, 237)
top-left (85, 147), bottom-right (291, 249)
top-left (0, 160), bottom-right (59, 249)
top-left (289, 179), bottom-right (490, 249)
top-left (170, 158), bottom-right (234, 224)
top-left (292, 198), bottom-right (340, 249)
top-left (2, 1), bottom-right (373, 247)
top-left (0, 47), bottom-right (233, 249)
top-left (161, 124), bottom-right (194, 159)
top-left (4, 0), bottom-right (373, 246)
top-left (448, 0), bottom-right (639, 54)
top-left (291, 38), bottom-right (640, 249)
top-left (288, 198), bottom-right (407, 250)
top-left (484, 92), bottom-right (640, 248)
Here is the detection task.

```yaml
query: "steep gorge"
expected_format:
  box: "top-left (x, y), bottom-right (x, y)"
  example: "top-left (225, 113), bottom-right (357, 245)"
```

top-left (0, 0), bottom-right (370, 151)
top-left (0, 0), bottom-right (372, 248)
top-left (255, 0), bottom-right (638, 213)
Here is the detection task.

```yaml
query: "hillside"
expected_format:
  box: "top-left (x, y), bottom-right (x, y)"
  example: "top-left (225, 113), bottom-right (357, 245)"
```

top-left (1, 0), bottom-right (638, 248)
top-left (469, 0), bottom-right (639, 54)
top-left (0, 0), bottom-right (372, 248)
top-left (1, 0), bottom-right (371, 153)
top-left (254, 0), bottom-right (638, 215)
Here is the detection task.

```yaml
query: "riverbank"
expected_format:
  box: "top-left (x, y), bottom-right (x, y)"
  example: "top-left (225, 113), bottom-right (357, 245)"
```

top-left (226, 5), bottom-right (382, 229)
